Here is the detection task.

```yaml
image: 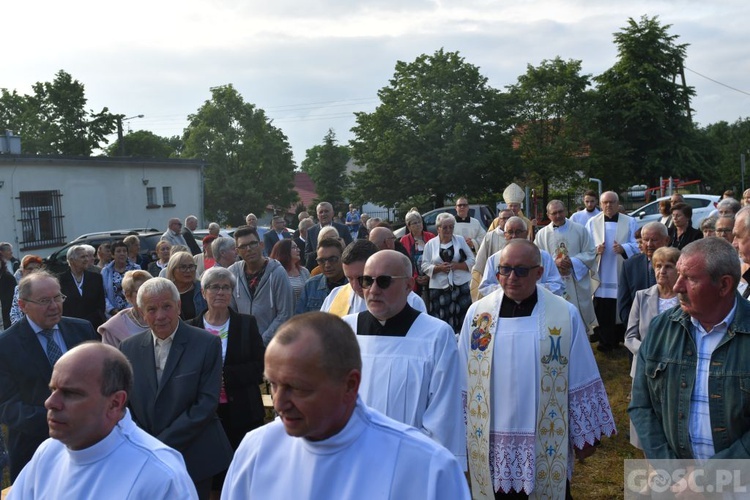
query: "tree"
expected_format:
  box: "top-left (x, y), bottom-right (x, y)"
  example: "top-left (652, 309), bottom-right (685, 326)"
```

top-left (349, 49), bottom-right (515, 208)
top-left (698, 118), bottom-right (750, 192)
top-left (0, 70), bottom-right (118, 155)
top-left (301, 129), bottom-right (351, 212)
top-left (507, 57), bottom-right (593, 208)
top-left (181, 84), bottom-right (298, 225)
top-left (592, 16), bottom-right (704, 190)
top-left (105, 130), bottom-right (182, 158)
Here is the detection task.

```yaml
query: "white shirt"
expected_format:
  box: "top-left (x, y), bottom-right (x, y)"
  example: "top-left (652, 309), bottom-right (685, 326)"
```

top-left (221, 397), bottom-right (469, 500)
top-left (9, 410), bottom-right (197, 500)
top-left (342, 313), bottom-right (466, 467)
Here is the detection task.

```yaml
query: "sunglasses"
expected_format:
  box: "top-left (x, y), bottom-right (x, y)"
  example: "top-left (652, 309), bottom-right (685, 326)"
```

top-left (236, 241), bottom-right (260, 250)
top-left (317, 256), bottom-right (340, 266)
top-left (496, 265), bottom-right (539, 277)
top-left (358, 275), bottom-right (410, 289)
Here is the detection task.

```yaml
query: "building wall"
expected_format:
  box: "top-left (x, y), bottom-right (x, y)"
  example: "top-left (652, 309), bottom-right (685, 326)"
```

top-left (0, 156), bottom-right (204, 258)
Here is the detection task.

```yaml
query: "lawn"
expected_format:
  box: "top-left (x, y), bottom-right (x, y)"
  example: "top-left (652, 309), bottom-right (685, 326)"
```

top-left (571, 345), bottom-right (644, 498)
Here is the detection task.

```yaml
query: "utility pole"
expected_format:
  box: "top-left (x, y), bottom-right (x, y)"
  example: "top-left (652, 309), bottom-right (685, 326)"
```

top-left (117, 114), bottom-right (144, 156)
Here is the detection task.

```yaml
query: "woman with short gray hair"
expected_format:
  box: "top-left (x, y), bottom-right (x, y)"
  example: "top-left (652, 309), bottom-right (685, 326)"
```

top-left (187, 265), bottom-right (265, 461)
top-left (421, 212), bottom-right (474, 333)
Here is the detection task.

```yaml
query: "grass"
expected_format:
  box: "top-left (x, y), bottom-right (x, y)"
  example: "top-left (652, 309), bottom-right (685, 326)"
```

top-left (571, 345), bottom-right (644, 499)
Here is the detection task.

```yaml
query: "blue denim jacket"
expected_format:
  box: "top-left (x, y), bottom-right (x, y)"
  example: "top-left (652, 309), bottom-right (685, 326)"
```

top-left (629, 293), bottom-right (750, 460)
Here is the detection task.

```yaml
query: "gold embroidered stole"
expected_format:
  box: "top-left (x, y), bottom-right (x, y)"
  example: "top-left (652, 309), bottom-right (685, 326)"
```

top-left (329, 284), bottom-right (353, 317)
top-left (466, 287), bottom-right (571, 499)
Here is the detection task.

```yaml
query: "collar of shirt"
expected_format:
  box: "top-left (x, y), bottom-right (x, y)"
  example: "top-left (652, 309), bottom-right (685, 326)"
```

top-left (27, 317), bottom-right (58, 335)
top-left (552, 220), bottom-right (568, 229)
top-left (152, 328), bottom-right (177, 347)
top-left (689, 297), bottom-right (737, 338)
top-left (742, 268), bottom-right (750, 286)
top-left (455, 215), bottom-right (471, 224)
top-left (604, 214), bottom-right (619, 223)
top-left (357, 304), bottom-right (420, 336)
top-left (499, 289), bottom-right (539, 318)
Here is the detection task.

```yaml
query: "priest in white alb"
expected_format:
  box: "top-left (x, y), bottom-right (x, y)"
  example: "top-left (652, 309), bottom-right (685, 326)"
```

top-left (459, 239), bottom-right (616, 499)
top-left (222, 312), bottom-right (469, 500)
top-left (342, 250), bottom-right (466, 467)
top-left (320, 240), bottom-right (426, 317)
top-left (535, 199), bottom-right (599, 334)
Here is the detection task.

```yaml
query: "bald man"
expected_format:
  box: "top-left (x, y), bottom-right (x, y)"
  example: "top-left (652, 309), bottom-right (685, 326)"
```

top-left (342, 250), bottom-right (465, 467)
top-left (10, 343), bottom-right (197, 499)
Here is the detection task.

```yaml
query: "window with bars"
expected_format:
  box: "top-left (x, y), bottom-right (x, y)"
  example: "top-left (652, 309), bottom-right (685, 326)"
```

top-left (17, 190), bottom-right (66, 250)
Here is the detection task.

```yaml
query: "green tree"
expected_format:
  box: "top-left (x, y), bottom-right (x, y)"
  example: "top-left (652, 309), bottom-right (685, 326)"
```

top-left (349, 49), bottom-right (515, 208)
top-left (698, 118), bottom-right (750, 192)
top-left (181, 85), bottom-right (298, 225)
top-left (507, 57), bottom-right (593, 208)
top-left (592, 16), bottom-right (703, 190)
top-left (0, 70), bottom-right (117, 155)
top-left (301, 129), bottom-right (351, 212)
top-left (105, 130), bottom-right (182, 158)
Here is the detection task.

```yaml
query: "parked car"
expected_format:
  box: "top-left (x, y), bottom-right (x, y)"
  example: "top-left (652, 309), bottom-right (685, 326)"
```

top-left (629, 194), bottom-right (719, 229)
top-left (44, 230), bottom-right (163, 276)
top-left (394, 205), bottom-right (495, 238)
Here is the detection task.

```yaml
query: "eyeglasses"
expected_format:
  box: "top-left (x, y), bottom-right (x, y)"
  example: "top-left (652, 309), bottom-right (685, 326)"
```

top-left (715, 228), bottom-right (733, 234)
top-left (497, 265), bottom-right (539, 277)
top-left (236, 241), bottom-right (260, 250)
top-left (205, 284), bottom-right (232, 292)
top-left (24, 294), bottom-right (67, 306)
top-left (456, 203), bottom-right (468, 207)
top-left (504, 229), bottom-right (527, 237)
top-left (317, 256), bottom-right (340, 265)
top-left (177, 264), bottom-right (197, 272)
top-left (358, 275), bottom-right (410, 289)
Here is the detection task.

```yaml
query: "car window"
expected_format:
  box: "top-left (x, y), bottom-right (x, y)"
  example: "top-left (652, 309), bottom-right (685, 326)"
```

top-left (686, 198), bottom-right (709, 209)
top-left (633, 201), bottom-right (660, 217)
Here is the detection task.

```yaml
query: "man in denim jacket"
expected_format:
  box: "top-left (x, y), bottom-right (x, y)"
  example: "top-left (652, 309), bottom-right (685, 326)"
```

top-left (629, 237), bottom-right (750, 468)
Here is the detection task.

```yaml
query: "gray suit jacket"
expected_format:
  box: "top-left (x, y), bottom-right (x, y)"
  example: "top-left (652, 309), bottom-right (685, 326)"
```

top-left (625, 285), bottom-right (663, 377)
top-left (0, 316), bottom-right (98, 480)
top-left (119, 321), bottom-right (233, 481)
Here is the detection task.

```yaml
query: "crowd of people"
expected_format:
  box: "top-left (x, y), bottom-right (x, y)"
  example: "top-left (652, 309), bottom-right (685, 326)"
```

top-left (2, 185), bottom-right (750, 498)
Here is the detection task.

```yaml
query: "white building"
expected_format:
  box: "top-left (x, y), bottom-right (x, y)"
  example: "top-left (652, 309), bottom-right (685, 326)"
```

top-left (0, 155), bottom-right (205, 257)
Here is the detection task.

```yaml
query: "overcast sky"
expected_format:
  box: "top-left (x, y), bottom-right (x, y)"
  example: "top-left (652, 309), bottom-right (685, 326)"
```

top-left (5, 0), bottom-right (750, 164)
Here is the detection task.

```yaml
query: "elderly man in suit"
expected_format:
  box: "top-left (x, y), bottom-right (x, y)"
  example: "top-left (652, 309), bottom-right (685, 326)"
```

top-left (0, 271), bottom-right (98, 480)
top-left (119, 277), bottom-right (232, 500)
top-left (304, 202), bottom-right (353, 270)
top-left (59, 244), bottom-right (107, 330)
top-left (262, 215), bottom-right (292, 256)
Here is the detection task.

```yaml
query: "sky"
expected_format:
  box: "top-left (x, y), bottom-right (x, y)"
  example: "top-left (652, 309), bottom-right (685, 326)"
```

top-left (4, 0), bottom-right (750, 165)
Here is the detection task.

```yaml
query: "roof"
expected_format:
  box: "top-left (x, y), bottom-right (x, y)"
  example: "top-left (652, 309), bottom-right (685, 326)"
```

top-left (292, 171), bottom-right (317, 210)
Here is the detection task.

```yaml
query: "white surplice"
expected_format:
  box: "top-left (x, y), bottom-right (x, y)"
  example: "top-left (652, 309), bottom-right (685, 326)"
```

top-left (342, 312), bottom-right (466, 467)
top-left (221, 397), bottom-right (470, 500)
top-left (535, 219), bottom-right (598, 330)
top-left (9, 410), bottom-right (197, 500)
top-left (458, 286), bottom-right (616, 495)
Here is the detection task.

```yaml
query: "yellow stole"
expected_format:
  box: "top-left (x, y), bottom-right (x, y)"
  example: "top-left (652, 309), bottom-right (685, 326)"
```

top-left (328, 284), bottom-right (353, 317)
top-left (466, 286), bottom-right (571, 499)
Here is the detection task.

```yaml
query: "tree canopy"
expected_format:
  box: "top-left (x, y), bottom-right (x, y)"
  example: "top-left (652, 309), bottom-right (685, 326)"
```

top-left (181, 85), bottom-right (297, 225)
top-left (105, 130), bottom-right (182, 158)
top-left (0, 70), bottom-right (118, 155)
top-left (349, 48), bottom-right (514, 208)
top-left (301, 129), bottom-right (351, 212)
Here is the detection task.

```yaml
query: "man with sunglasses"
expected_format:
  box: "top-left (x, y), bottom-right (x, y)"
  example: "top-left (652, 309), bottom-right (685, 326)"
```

top-left (460, 239), bottom-right (615, 498)
top-left (161, 217), bottom-right (189, 248)
top-left (471, 209), bottom-right (513, 300)
top-left (320, 240), bottom-right (426, 316)
top-left (0, 271), bottom-right (98, 480)
top-left (342, 250), bottom-right (465, 468)
top-left (296, 238), bottom-right (348, 313)
top-left (477, 217), bottom-right (563, 300)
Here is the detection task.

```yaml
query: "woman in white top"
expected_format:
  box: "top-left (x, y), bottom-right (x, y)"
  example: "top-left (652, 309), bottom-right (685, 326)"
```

top-left (421, 212), bottom-right (475, 333)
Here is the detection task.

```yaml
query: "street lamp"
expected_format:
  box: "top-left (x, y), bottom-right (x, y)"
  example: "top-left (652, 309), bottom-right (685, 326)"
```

top-left (117, 114), bottom-right (144, 156)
